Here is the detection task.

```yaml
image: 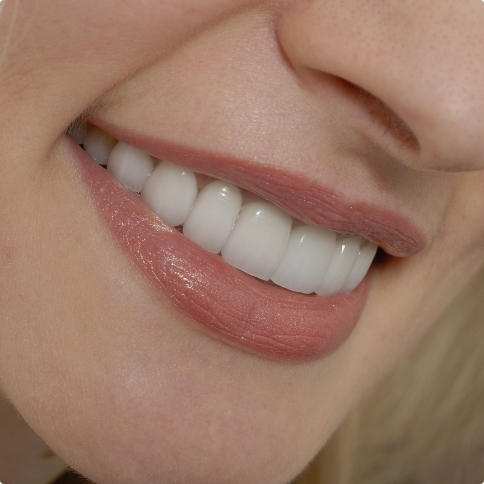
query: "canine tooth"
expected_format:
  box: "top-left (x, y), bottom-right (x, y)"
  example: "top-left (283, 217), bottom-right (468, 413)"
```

top-left (340, 241), bottom-right (378, 292)
top-left (315, 236), bottom-right (361, 296)
top-left (107, 142), bottom-right (154, 193)
top-left (183, 180), bottom-right (242, 254)
top-left (271, 225), bottom-right (336, 294)
top-left (221, 201), bottom-right (292, 281)
top-left (141, 161), bottom-right (198, 227)
top-left (83, 127), bottom-right (117, 165)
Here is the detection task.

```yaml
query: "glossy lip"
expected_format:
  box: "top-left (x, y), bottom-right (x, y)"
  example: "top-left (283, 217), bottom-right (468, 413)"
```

top-left (67, 136), bottom-right (372, 361)
top-left (91, 118), bottom-right (427, 257)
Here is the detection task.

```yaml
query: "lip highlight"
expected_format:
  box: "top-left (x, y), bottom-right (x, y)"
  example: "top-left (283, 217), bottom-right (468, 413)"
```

top-left (91, 119), bottom-right (427, 257)
top-left (68, 136), bottom-right (371, 361)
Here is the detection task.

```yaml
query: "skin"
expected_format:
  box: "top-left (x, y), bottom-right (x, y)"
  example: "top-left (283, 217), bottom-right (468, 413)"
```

top-left (1, 0), bottom-right (484, 483)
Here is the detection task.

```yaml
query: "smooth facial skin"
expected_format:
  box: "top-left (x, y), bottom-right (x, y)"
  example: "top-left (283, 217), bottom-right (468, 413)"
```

top-left (1, 1), bottom-right (484, 483)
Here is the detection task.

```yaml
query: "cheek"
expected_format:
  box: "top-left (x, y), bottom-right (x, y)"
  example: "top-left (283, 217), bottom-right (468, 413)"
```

top-left (3, 0), bottom-right (260, 122)
top-left (0, 144), bottom-right (341, 484)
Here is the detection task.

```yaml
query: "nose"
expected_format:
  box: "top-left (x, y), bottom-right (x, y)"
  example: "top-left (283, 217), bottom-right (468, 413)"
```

top-left (277, 0), bottom-right (484, 172)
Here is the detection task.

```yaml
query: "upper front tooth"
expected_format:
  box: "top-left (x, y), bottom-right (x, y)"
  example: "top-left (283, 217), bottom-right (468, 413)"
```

top-left (141, 161), bottom-right (198, 227)
top-left (83, 127), bottom-right (117, 165)
top-left (271, 225), bottom-right (336, 294)
top-left (107, 142), bottom-right (154, 193)
top-left (340, 241), bottom-right (378, 293)
top-left (183, 180), bottom-right (242, 254)
top-left (221, 201), bottom-right (292, 281)
top-left (315, 235), bottom-right (362, 296)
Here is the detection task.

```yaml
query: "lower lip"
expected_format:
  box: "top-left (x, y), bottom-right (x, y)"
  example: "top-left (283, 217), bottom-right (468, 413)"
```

top-left (69, 136), bottom-right (371, 361)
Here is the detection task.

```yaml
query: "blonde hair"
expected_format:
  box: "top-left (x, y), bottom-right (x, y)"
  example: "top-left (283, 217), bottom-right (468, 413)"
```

top-left (295, 265), bottom-right (484, 484)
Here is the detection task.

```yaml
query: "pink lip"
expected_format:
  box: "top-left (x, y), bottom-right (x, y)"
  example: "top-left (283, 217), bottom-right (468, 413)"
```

top-left (91, 119), bottom-right (427, 257)
top-left (67, 136), bottom-right (372, 361)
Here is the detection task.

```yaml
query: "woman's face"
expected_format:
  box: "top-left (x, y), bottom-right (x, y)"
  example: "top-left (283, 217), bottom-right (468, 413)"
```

top-left (1, 1), bottom-right (484, 482)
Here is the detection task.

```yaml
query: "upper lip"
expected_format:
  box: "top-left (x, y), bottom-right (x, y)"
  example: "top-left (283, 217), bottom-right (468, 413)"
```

top-left (89, 117), bottom-right (427, 257)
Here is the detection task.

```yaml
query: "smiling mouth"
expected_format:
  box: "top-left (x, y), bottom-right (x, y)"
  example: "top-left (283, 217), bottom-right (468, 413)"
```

top-left (65, 120), bottom-right (424, 361)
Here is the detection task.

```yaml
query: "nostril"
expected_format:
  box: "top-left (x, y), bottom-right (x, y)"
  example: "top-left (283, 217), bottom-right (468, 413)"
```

top-left (349, 82), bottom-right (420, 152)
top-left (327, 77), bottom-right (420, 151)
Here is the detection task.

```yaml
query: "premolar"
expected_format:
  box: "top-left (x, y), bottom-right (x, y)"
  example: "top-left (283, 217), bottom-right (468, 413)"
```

top-left (340, 241), bottom-right (378, 293)
top-left (79, 127), bottom-right (377, 296)
top-left (315, 236), bottom-right (361, 296)
top-left (84, 126), bottom-right (117, 165)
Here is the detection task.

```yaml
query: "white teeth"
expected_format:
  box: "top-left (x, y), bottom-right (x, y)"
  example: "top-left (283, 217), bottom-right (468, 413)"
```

top-left (340, 241), bottom-right (378, 293)
top-left (183, 180), bottom-right (242, 254)
top-left (89, 137), bottom-right (378, 295)
top-left (271, 225), bottom-right (336, 294)
top-left (141, 161), bottom-right (198, 227)
top-left (107, 142), bottom-right (154, 193)
top-left (83, 127), bottom-right (117, 165)
top-left (221, 201), bottom-right (292, 281)
top-left (315, 236), bottom-right (362, 296)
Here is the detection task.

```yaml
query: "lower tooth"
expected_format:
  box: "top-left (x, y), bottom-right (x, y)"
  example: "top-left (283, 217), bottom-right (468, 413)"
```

top-left (221, 201), bottom-right (292, 281)
top-left (315, 236), bottom-right (361, 296)
top-left (107, 142), bottom-right (154, 193)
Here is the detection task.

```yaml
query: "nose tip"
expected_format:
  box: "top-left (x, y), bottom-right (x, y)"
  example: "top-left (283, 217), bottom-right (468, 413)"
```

top-left (276, 0), bottom-right (484, 173)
